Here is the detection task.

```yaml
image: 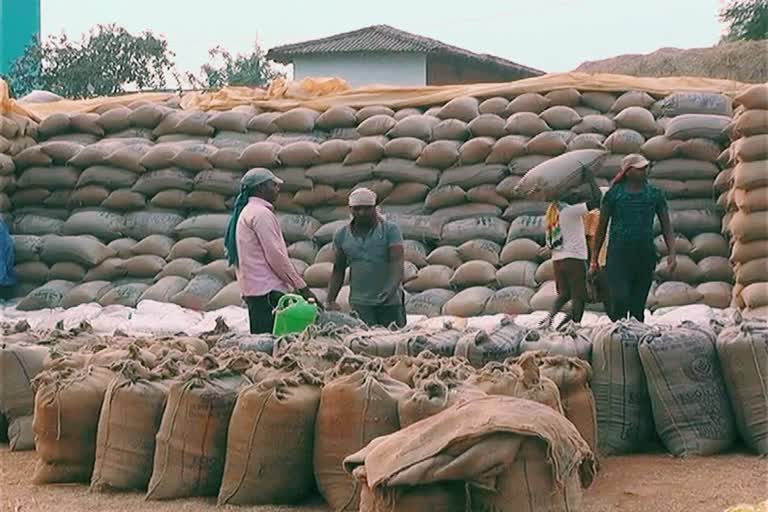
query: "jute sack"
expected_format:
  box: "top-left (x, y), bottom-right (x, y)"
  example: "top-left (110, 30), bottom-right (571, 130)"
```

top-left (539, 356), bottom-right (598, 456)
top-left (398, 378), bottom-right (486, 428)
top-left (32, 366), bottom-right (115, 483)
top-left (735, 84), bottom-right (768, 110)
top-left (734, 134), bottom-right (768, 162)
top-left (582, 321), bottom-right (655, 455)
top-left (732, 160), bottom-right (768, 191)
top-left (454, 319), bottom-right (527, 368)
top-left (697, 282), bottom-right (733, 309)
top-left (146, 362), bottom-right (249, 500)
top-left (405, 289), bottom-right (456, 318)
top-left (729, 211), bottom-right (768, 242)
top-left (653, 281), bottom-right (703, 308)
top-left (638, 324), bottom-right (737, 456)
top-left (0, 343), bottom-right (48, 450)
top-left (664, 114), bottom-right (731, 141)
top-left (485, 286), bottom-right (535, 315)
top-left (716, 321), bottom-right (768, 454)
top-left (90, 361), bottom-right (173, 492)
top-left (314, 362), bottom-right (410, 511)
top-left (519, 326), bottom-right (592, 361)
top-left (353, 466), bottom-right (465, 512)
top-left (514, 149), bottom-right (607, 200)
top-left (443, 287), bottom-right (494, 317)
top-left (432, 118), bottom-right (470, 141)
top-left (218, 372), bottom-right (322, 505)
top-left (344, 397), bottom-right (594, 512)
top-left (734, 109), bottom-right (768, 137)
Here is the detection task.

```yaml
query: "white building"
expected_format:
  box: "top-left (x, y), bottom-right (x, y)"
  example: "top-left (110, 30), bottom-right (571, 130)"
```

top-left (266, 25), bottom-right (543, 88)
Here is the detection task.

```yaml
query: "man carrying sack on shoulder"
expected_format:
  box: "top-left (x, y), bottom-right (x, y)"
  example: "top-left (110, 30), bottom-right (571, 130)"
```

top-left (326, 188), bottom-right (407, 328)
top-left (536, 167), bottom-right (602, 329)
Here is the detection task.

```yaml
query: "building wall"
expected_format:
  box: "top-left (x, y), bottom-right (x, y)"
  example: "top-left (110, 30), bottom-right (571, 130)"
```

top-left (426, 55), bottom-right (526, 85)
top-left (292, 52), bottom-right (426, 87)
top-left (0, 0), bottom-right (41, 75)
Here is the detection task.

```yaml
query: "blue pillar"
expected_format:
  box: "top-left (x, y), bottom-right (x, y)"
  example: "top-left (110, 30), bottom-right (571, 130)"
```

top-left (0, 0), bottom-right (41, 75)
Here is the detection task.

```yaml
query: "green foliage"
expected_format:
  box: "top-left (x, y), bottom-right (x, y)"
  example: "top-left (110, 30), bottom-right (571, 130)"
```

top-left (720, 0), bottom-right (768, 42)
top-left (7, 24), bottom-right (175, 99)
top-left (187, 43), bottom-right (283, 90)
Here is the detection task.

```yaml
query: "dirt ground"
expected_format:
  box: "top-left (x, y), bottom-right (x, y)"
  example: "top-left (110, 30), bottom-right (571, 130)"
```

top-left (1, 447), bottom-right (766, 512)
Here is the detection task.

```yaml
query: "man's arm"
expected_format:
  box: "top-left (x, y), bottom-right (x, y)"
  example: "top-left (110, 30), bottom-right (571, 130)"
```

top-left (380, 244), bottom-right (405, 302)
top-left (327, 247), bottom-right (347, 306)
top-left (584, 168), bottom-right (603, 211)
top-left (657, 194), bottom-right (677, 272)
top-left (252, 214), bottom-right (308, 291)
top-left (590, 202), bottom-right (611, 271)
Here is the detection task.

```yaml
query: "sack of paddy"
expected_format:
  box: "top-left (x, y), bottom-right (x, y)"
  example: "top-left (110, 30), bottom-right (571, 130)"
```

top-left (449, 260), bottom-right (497, 287)
top-left (664, 114), bottom-right (731, 141)
top-left (696, 282), bottom-right (732, 308)
top-left (117, 255), bottom-right (166, 278)
top-left (344, 396), bottom-right (594, 512)
top-left (204, 281), bottom-right (243, 310)
top-left (314, 361), bottom-right (410, 511)
top-left (373, 158), bottom-right (440, 187)
top-left (17, 280), bottom-right (76, 311)
top-left (406, 289), bottom-right (456, 317)
top-left (32, 366), bottom-right (115, 484)
top-left (496, 260), bottom-right (539, 288)
top-left (638, 323), bottom-right (737, 456)
top-left (89, 361), bottom-right (174, 492)
top-left (654, 91), bottom-right (732, 118)
top-left (398, 378), bottom-right (486, 428)
top-left (440, 216), bottom-right (508, 245)
top-left (387, 114), bottom-right (439, 141)
top-left (405, 265), bottom-right (454, 292)
top-left (171, 213), bottom-right (228, 241)
top-left (146, 359), bottom-right (250, 500)
top-left (99, 282), bottom-right (150, 308)
top-left (218, 371), bottom-right (323, 505)
top-left (454, 319), bottom-right (527, 367)
top-left (514, 149), bottom-right (607, 200)
top-left (0, 343), bottom-right (48, 451)
top-left (442, 286), bottom-right (494, 317)
top-left (61, 209), bottom-right (125, 242)
top-left (590, 320), bottom-right (655, 454)
top-left (395, 328), bottom-right (465, 359)
top-left (715, 321), bottom-right (768, 454)
top-left (652, 281), bottom-right (703, 308)
top-left (539, 355), bottom-right (598, 456)
top-left (171, 274), bottom-right (227, 310)
top-left (40, 235), bottom-right (114, 267)
top-left (123, 210), bottom-right (184, 240)
top-left (61, 281), bottom-right (113, 308)
top-left (438, 163), bottom-right (507, 189)
top-left (438, 96), bottom-right (480, 122)
top-left (485, 286), bottom-right (535, 315)
top-left (519, 326), bottom-right (592, 360)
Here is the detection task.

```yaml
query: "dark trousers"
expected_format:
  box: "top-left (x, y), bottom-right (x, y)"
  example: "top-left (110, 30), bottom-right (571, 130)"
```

top-left (245, 291), bottom-right (284, 334)
top-left (606, 248), bottom-right (657, 323)
top-left (352, 302), bottom-right (407, 329)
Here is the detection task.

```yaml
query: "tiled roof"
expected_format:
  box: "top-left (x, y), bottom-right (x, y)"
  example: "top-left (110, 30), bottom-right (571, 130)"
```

top-left (266, 24), bottom-right (544, 76)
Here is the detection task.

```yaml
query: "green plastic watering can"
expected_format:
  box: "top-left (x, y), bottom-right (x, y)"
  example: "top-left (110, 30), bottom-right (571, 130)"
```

top-left (272, 293), bottom-right (318, 336)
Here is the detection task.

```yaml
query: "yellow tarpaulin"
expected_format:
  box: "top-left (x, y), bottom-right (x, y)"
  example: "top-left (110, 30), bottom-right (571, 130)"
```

top-left (2, 73), bottom-right (759, 121)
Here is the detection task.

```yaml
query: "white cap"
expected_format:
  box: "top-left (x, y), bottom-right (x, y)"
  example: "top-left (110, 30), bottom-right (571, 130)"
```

top-left (348, 187), bottom-right (377, 207)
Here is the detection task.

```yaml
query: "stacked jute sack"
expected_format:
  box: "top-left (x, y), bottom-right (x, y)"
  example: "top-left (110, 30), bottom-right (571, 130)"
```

top-left (5, 89), bottom-right (737, 316)
top-left (0, 112), bottom-right (39, 227)
top-left (721, 84), bottom-right (768, 318)
top-left (2, 313), bottom-right (766, 511)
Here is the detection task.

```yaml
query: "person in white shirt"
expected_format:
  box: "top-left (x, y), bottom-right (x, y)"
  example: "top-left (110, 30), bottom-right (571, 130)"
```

top-left (538, 168), bottom-right (602, 329)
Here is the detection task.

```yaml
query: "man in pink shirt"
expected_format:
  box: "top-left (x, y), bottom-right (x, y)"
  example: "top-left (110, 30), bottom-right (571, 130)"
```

top-left (224, 168), bottom-right (317, 334)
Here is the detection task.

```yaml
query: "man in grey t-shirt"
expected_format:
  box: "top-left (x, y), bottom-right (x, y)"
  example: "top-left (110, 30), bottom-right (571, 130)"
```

top-left (326, 188), bottom-right (406, 328)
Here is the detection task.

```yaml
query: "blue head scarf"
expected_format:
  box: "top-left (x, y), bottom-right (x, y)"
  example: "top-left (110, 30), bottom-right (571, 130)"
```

top-left (224, 168), bottom-right (279, 266)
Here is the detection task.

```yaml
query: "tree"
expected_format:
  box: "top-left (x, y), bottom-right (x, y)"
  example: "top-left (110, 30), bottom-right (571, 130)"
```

top-left (720, 0), bottom-right (768, 42)
top-left (187, 43), bottom-right (283, 90)
top-left (7, 24), bottom-right (175, 99)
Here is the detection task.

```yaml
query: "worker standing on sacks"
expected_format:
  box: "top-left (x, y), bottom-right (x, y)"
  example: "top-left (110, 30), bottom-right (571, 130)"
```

top-left (537, 167), bottom-right (603, 329)
top-left (326, 188), bottom-right (407, 328)
top-left (591, 154), bottom-right (677, 322)
top-left (225, 168), bottom-right (318, 334)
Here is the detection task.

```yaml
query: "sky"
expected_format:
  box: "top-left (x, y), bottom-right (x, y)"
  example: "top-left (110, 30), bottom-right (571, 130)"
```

top-left (41, 0), bottom-right (727, 79)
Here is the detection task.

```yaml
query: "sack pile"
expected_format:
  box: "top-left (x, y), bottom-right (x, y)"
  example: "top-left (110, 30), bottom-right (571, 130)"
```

top-left (0, 312), bottom-right (765, 509)
top-left (723, 84), bottom-right (768, 318)
top-left (3, 88), bottom-right (738, 316)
